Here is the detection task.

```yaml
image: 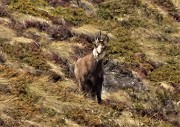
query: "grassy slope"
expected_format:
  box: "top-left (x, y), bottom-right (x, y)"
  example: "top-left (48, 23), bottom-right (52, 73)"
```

top-left (0, 0), bottom-right (179, 127)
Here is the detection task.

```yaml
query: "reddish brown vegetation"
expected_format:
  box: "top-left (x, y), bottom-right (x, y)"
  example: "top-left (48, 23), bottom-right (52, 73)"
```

top-left (91, 0), bottom-right (104, 4)
top-left (47, 0), bottom-right (71, 6)
top-left (46, 25), bottom-right (72, 40)
top-left (10, 18), bottom-right (72, 41)
top-left (1, 0), bottom-right (11, 5)
top-left (150, 0), bottom-right (180, 22)
top-left (132, 53), bottom-right (160, 79)
top-left (24, 20), bottom-right (50, 31)
top-left (50, 52), bottom-right (74, 78)
top-left (171, 83), bottom-right (180, 93)
top-left (0, 5), bottom-right (11, 18)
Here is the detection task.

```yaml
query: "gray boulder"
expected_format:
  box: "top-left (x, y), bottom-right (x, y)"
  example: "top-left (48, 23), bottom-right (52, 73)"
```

top-left (104, 60), bottom-right (144, 91)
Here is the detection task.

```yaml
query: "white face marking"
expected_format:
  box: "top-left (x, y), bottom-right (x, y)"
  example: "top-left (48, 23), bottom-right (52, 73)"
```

top-left (93, 48), bottom-right (98, 58)
top-left (93, 44), bottom-right (106, 60)
top-left (97, 44), bottom-right (103, 54)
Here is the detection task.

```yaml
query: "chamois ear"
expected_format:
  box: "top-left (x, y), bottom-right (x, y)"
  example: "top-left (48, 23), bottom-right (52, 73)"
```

top-left (96, 30), bottom-right (102, 41)
top-left (93, 38), bottom-right (99, 48)
top-left (93, 31), bottom-right (101, 47)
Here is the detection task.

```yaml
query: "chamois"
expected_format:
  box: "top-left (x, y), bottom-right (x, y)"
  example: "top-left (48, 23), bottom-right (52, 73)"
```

top-left (74, 31), bottom-right (109, 104)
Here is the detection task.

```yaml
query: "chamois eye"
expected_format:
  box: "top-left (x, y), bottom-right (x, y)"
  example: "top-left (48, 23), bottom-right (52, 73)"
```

top-left (103, 46), bottom-right (106, 50)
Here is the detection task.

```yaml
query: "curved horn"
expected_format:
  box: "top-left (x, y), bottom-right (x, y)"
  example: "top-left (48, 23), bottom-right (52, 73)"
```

top-left (95, 30), bottom-right (101, 40)
top-left (103, 32), bottom-right (109, 42)
top-left (99, 30), bottom-right (102, 39)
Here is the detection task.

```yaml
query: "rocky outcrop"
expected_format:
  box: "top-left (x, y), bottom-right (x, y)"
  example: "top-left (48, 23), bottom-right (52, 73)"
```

top-left (104, 60), bottom-right (144, 91)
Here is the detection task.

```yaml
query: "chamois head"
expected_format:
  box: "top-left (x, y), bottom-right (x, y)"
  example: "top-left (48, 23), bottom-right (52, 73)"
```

top-left (93, 31), bottom-right (109, 60)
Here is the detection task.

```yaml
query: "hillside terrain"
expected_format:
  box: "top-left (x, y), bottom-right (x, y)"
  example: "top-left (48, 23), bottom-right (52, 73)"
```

top-left (0, 0), bottom-right (179, 127)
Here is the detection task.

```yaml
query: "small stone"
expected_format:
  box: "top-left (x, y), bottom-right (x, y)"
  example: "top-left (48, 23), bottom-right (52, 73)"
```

top-left (0, 53), bottom-right (7, 63)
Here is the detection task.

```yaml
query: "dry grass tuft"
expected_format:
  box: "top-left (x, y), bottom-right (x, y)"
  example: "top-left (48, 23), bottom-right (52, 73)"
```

top-left (0, 25), bottom-right (16, 39)
top-left (49, 51), bottom-right (73, 78)
top-left (24, 19), bottom-right (51, 31)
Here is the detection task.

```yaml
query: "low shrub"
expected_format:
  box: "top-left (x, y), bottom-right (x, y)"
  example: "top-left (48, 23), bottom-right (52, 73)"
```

top-left (148, 63), bottom-right (180, 83)
top-left (141, 4), bottom-right (164, 24)
top-left (0, 6), bottom-right (11, 17)
top-left (97, 0), bottom-right (141, 20)
top-left (153, 0), bottom-right (180, 22)
top-left (9, 0), bottom-right (48, 17)
top-left (24, 19), bottom-right (50, 31)
top-left (0, 41), bottom-right (50, 71)
top-left (107, 27), bottom-right (141, 62)
top-left (50, 6), bottom-right (89, 26)
top-left (46, 25), bottom-right (72, 40)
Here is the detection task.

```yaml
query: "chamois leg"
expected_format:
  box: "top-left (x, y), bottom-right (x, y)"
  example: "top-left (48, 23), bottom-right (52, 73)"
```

top-left (88, 78), bottom-right (96, 100)
top-left (77, 80), bottom-right (84, 92)
top-left (78, 78), bottom-right (87, 97)
top-left (85, 80), bottom-right (95, 99)
top-left (90, 87), bottom-right (96, 100)
top-left (97, 85), bottom-right (102, 104)
top-left (82, 78), bottom-right (94, 97)
top-left (96, 77), bottom-right (103, 104)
